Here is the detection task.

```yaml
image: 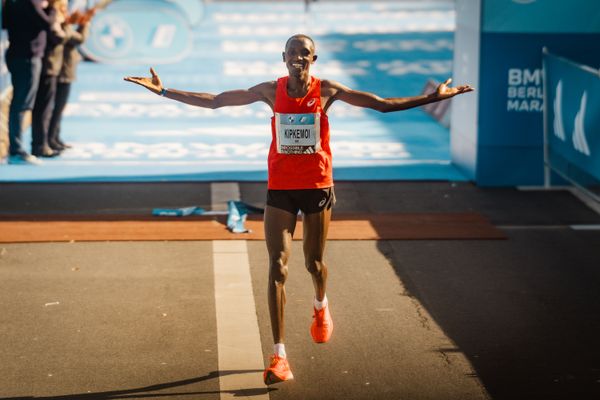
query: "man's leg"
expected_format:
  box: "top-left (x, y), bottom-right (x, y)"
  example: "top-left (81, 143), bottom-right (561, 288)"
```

top-left (303, 207), bottom-right (334, 343)
top-left (264, 205), bottom-right (297, 345)
top-left (263, 204), bottom-right (297, 384)
top-left (7, 57), bottom-right (41, 157)
top-left (302, 207), bottom-right (331, 301)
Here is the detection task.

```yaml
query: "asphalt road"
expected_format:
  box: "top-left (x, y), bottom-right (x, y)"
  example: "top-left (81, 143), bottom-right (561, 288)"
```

top-left (0, 240), bottom-right (487, 400)
top-left (1, 181), bottom-right (600, 399)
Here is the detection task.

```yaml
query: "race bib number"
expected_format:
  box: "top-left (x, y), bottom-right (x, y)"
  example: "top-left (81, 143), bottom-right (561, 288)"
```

top-left (275, 113), bottom-right (321, 154)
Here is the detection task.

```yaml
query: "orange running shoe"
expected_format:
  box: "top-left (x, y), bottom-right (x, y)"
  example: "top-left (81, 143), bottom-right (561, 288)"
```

top-left (310, 304), bottom-right (333, 343)
top-left (263, 354), bottom-right (294, 385)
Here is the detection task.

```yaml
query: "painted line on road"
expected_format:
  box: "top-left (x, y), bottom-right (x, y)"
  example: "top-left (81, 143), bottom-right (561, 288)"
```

top-left (497, 225), bottom-right (569, 230)
top-left (570, 224), bottom-right (600, 231)
top-left (213, 240), bottom-right (268, 399)
top-left (498, 224), bottom-right (600, 231)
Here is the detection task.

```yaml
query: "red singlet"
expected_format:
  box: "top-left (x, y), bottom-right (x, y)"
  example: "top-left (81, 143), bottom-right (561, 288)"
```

top-left (268, 76), bottom-right (333, 190)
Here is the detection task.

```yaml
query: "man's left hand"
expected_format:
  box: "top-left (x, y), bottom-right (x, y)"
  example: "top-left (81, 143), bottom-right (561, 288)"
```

top-left (436, 78), bottom-right (474, 99)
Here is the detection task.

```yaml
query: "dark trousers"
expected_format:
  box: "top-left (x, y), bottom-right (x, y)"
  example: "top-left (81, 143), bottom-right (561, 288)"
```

top-left (6, 56), bottom-right (42, 156)
top-left (48, 81), bottom-right (71, 147)
top-left (31, 73), bottom-right (57, 153)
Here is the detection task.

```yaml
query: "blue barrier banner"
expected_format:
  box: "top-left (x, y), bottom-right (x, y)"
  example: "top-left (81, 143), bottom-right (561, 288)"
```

top-left (483, 0), bottom-right (600, 34)
top-left (80, 0), bottom-right (199, 64)
top-left (455, 0), bottom-right (600, 186)
top-left (0, 1), bottom-right (464, 182)
top-left (544, 51), bottom-right (600, 182)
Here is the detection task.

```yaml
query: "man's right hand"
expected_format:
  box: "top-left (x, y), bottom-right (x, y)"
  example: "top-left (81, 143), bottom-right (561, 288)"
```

top-left (123, 68), bottom-right (163, 95)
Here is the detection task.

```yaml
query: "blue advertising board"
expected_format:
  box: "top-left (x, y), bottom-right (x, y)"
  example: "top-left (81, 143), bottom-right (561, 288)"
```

top-left (79, 0), bottom-right (202, 64)
top-left (544, 51), bottom-right (600, 182)
top-left (482, 0), bottom-right (600, 34)
top-left (452, 0), bottom-right (600, 186)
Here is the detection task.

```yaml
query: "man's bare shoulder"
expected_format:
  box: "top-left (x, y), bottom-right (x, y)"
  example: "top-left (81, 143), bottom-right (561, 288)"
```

top-left (249, 81), bottom-right (277, 94)
top-left (321, 79), bottom-right (349, 95)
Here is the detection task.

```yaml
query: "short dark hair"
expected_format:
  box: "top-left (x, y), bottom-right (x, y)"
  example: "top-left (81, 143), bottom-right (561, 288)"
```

top-left (285, 34), bottom-right (315, 51)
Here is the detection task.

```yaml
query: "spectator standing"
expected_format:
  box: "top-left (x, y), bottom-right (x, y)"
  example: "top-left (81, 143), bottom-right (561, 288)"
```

top-left (31, 0), bottom-right (66, 157)
top-left (3, 0), bottom-right (57, 164)
top-left (47, 6), bottom-right (93, 151)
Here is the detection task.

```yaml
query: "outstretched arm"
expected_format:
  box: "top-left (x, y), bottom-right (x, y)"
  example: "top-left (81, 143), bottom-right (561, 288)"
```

top-left (323, 78), bottom-right (473, 113)
top-left (124, 68), bottom-right (274, 109)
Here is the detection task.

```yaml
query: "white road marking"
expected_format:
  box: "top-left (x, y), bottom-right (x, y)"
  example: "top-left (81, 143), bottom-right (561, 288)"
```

top-left (570, 224), bottom-right (600, 230)
top-left (213, 240), bottom-right (268, 399)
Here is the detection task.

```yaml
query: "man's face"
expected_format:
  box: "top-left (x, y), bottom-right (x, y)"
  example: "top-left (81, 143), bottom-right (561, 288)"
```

top-left (283, 38), bottom-right (317, 77)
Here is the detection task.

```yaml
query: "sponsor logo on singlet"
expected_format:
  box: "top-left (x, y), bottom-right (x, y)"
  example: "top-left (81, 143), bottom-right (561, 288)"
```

top-left (275, 112), bottom-right (321, 154)
top-left (306, 98), bottom-right (317, 107)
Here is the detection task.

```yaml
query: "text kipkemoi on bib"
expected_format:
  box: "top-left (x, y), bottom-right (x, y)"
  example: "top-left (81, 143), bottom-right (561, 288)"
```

top-left (275, 112), bottom-right (321, 154)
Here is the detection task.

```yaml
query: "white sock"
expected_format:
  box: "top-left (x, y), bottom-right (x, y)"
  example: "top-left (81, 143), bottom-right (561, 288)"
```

top-left (274, 343), bottom-right (286, 358)
top-left (314, 294), bottom-right (328, 310)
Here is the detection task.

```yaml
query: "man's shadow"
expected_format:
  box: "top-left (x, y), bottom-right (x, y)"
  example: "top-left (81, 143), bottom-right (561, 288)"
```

top-left (2, 369), bottom-right (275, 399)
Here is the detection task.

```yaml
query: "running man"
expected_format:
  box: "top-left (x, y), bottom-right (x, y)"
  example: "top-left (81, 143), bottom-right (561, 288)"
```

top-left (124, 34), bottom-right (473, 385)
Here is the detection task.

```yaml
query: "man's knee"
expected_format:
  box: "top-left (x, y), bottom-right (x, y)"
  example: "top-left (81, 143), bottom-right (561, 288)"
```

top-left (305, 257), bottom-right (326, 276)
top-left (269, 256), bottom-right (289, 283)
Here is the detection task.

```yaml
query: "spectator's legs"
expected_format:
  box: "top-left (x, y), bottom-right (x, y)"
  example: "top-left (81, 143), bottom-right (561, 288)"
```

top-left (48, 82), bottom-right (71, 149)
top-left (31, 73), bottom-right (57, 155)
top-left (7, 57), bottom-right (42, 156)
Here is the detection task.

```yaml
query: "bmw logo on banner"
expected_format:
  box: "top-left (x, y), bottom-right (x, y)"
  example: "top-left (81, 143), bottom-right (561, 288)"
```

top-left (80, 0), bottom-right (203, 64)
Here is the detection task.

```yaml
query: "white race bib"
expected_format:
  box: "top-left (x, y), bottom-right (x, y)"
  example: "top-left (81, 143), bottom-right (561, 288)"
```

top-left (275, 113), bottom-right (321, 154)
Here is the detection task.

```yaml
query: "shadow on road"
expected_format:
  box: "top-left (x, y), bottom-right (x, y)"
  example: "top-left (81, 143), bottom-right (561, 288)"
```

top-left (2, 369), bottom-right (274, 399)
top-left (377, 229), bottom-right (600, 400)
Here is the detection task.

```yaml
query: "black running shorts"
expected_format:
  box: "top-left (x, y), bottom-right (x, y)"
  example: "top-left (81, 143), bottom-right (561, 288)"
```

top-left (266, 187), bottom-right (336, 215)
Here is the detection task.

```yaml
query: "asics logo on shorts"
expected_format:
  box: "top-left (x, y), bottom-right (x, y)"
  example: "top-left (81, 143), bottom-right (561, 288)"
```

top-left (318, 198), bottom-right (327, 207)
top-left (307, 98), bottom-right (317, 107)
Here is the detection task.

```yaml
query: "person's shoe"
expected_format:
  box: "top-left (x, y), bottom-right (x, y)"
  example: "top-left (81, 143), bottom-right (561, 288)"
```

top-left (311, 304), bottom-right (333, 343)
top-left (57, 140), bottom-right (72, 149)
top-left (32, 146), bottom-right (60, 158)
top-left (263, 354), bottom-right (294, 385)
top-left (8, 153), bottom-right (42, 165)
top-left (49, 141), bottom-right (65, 151)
